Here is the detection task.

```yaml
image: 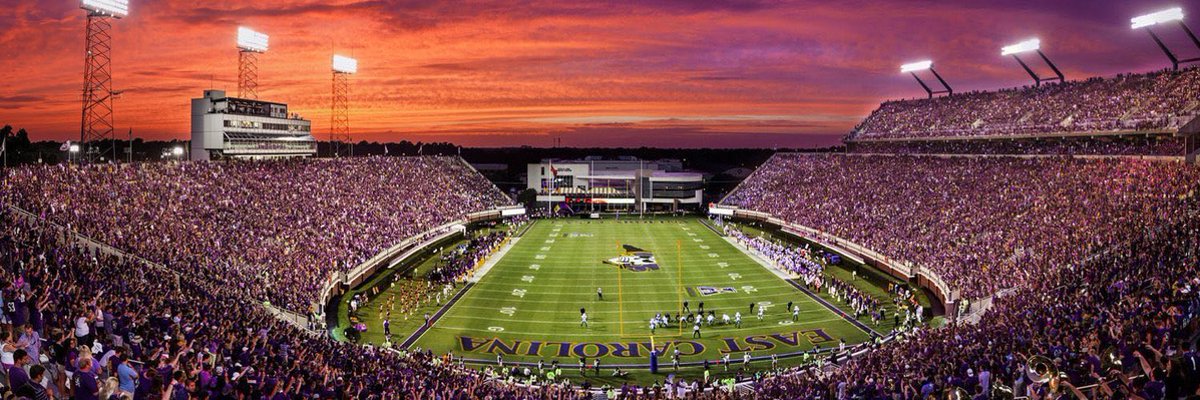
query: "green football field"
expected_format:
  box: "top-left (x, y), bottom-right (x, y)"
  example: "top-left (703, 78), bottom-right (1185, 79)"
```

top-left (400, 217), bottom-right (877, 373)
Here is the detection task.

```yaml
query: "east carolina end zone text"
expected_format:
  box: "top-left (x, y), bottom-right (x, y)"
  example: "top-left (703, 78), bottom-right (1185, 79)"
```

top-left (458, 328), bottom-right (835, 358)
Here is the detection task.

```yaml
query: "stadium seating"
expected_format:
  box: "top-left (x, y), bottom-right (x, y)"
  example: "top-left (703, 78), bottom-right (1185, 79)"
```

top-left (724, 153), bottom-right (1200, 299)
top-left (847, 67), bottom-right (1200, 141)
top-left (1, 156), bottom-right (511, 315)
top-left (751, 200), bottom-right (1200, 398)
top-left (849, 135), bottom-right (1186, 157)
top-left (0, 210), bottom-right (590, 399)
top-left (724, 153), bottom-right (1200, 397)
top-left (4, 152), bottom-right (1199, 398)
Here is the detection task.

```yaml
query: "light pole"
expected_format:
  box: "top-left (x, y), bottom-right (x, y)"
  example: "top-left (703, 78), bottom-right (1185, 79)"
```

top-left (69, 144), bottom-right (81, 164)
top-left (1132, 8), bottom-right (1200, 71)
top-left (900, 60), bottom-right (953, 99)
top-left (1001, 38), bottom-right (1064, 86)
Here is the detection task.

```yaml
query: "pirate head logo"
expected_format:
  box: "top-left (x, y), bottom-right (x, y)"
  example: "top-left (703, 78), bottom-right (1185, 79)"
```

top-left (604, 245), bottom-right (660, 272)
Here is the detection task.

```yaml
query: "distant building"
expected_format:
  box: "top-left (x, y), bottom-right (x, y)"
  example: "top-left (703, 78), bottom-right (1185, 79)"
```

top-left (527, 157), bottom-right (703, 213)
top-left (190, 90), bottom-right (315, 161)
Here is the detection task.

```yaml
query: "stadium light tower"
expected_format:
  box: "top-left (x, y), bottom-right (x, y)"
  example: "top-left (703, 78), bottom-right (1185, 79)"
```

top-left (331, 55), bottom-right (357, 157)
top-left (236, 27), bottom-right (269, 99)
top-left (1001, 38), bottom-right (1064, 86)
top-left (80, 0), bottom-right (129, 163)
top-left (900, 60), bottom-right (953, 98)
top-left (1131, 8), bottom-right (1200, 70)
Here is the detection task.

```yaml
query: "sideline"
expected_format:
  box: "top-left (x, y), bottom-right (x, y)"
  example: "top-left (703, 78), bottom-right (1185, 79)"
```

top-left (467, 232), bottom-right (523, 283)
top-left (399, 222), bottom-right (529, 348)
top-left (720, 230), bottom-right (883, 338)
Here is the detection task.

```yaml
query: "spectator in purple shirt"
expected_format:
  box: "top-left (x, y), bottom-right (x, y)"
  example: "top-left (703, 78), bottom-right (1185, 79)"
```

top-left (8, 349), bottom-right (31, 390)
top-left (73, 357), bottom-right (100, 400)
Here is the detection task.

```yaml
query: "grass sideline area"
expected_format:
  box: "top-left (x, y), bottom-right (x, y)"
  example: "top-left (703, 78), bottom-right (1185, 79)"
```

top-left (339, 216), bottom-right (913, 385)
top-left (727, 220), bottom-right (942, 329)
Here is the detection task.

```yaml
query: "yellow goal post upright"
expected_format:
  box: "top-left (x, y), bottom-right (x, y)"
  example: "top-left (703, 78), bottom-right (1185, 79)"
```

top-left (676, 239), bottom-right (684, 337)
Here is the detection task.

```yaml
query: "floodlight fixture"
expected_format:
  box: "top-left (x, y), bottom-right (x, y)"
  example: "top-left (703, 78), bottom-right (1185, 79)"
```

top-left (237, 27), bottom-right (269, 53)
top-left (1001, 39), bottom-right (1040, 56)
top-left (900, 60), bottom-right (933, 73)
top-left (332, 55), bottom-right (358, 74)
top-left (69, 144), bottom-right (81, 153)
top-left (900, 60), bottom-right (952, 99)
top-left (172, 146), bottom-right (184, 156)
top-left (1131, 7), bottom-right (1200, 70)
top-left (237, 27), bottom-right (267, 99)
top-left (1132, 8), bottom-right (1184, 29)
top-left (1001, 38), bottom-right (1063, 86)
top-left (81, 0), bottom-right (128, 17)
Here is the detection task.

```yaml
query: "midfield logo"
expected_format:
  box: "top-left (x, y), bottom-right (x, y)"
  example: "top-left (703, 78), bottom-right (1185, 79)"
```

top-left (696, 286), bottom-right (738, 296)
top-left (604, 244), bottom-right (660, 272)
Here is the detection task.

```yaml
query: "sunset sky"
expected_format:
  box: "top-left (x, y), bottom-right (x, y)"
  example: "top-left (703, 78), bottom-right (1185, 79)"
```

top-left (0, 0), bottom-right (1193, 147)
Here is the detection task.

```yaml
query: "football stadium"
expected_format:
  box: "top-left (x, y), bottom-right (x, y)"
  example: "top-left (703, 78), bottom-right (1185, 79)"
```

top-left (3, 1), bottom-right (1200, 399)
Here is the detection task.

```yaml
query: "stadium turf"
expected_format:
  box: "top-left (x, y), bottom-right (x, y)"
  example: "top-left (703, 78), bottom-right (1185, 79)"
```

top-left (400, 217), bottom-right (875, 375)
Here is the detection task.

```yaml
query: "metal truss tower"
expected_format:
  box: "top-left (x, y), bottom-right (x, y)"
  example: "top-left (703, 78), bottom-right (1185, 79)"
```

top-left (81, 12), bottom-right (117, 162)
top-left (238, 50), bottom-right (259, 99)
top-left (331, 71), bottom-right (352, 157)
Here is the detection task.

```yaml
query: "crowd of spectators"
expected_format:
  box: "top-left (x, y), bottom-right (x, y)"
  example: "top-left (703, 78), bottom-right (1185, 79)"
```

top-left (3, 151), bottom-right (1200, 398)
top-left (722, 153), bottom-right (1200, 397)
top-left (0, 210), bottom-right (591, 399)
top-left (0, 157), bottom-right (511, 315)
top-left (849, 135), bottom-right (1186, 157)
top-left (849, 67), bottom-right (1200, 141)
top-left (725, 153), bottom-right (1200, 300)
top-left (749, 197), bottom-right (1200, 399)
